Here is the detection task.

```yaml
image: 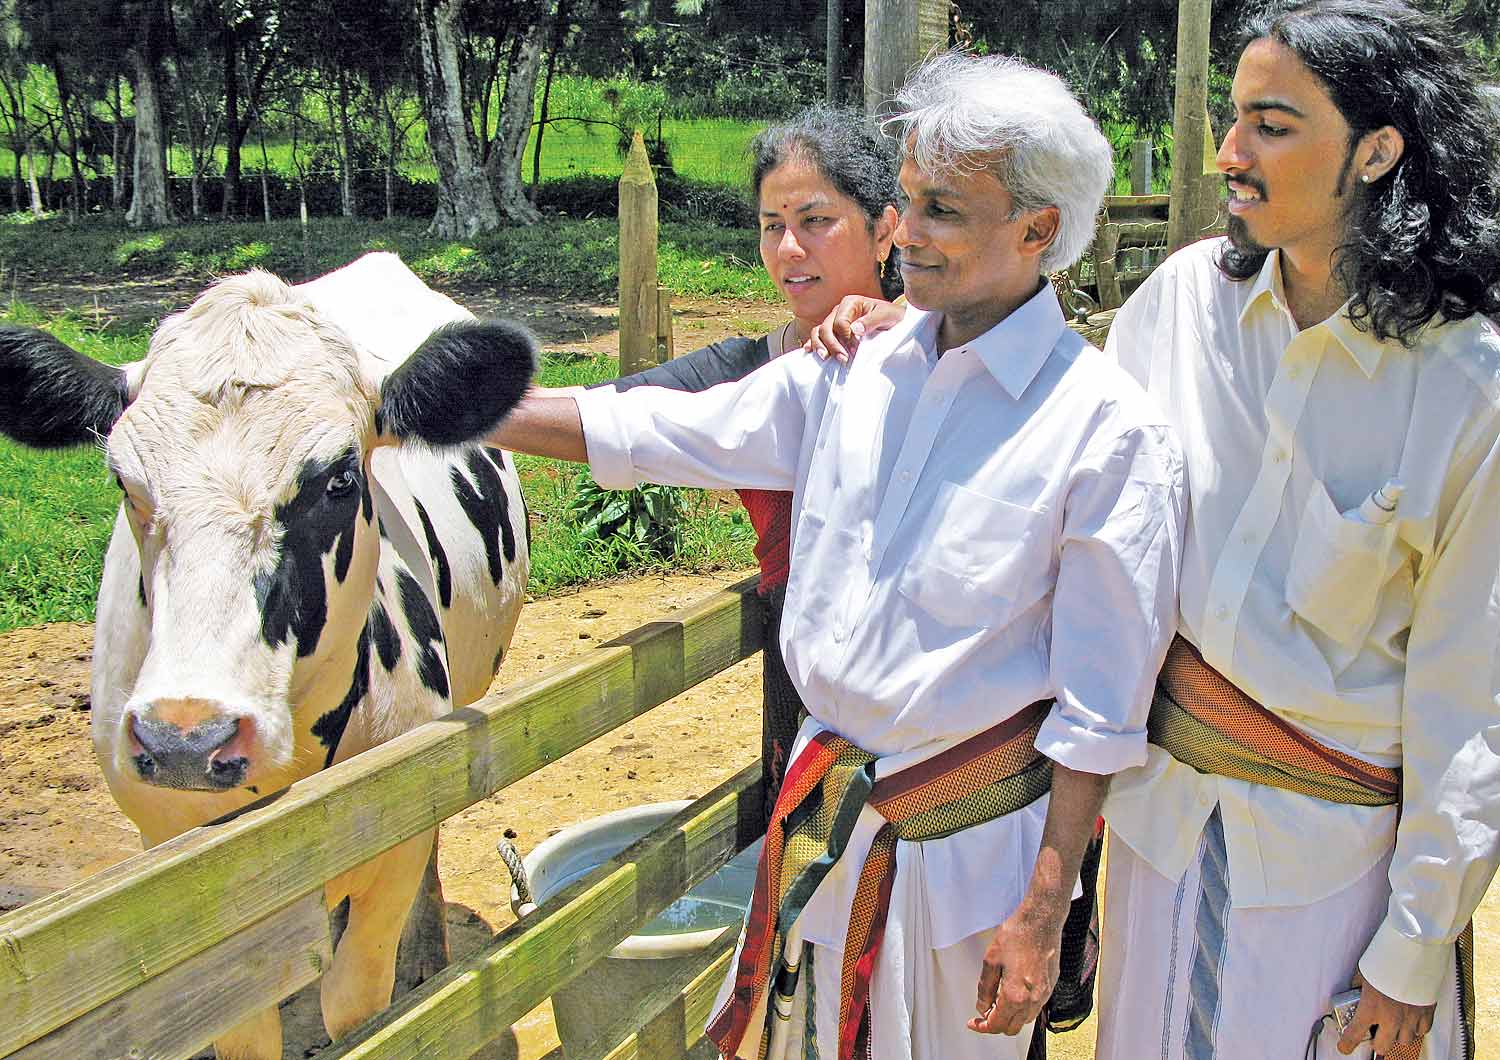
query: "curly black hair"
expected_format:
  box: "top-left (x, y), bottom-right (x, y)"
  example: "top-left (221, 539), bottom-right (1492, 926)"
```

top-left (1219, 0), bottom-right (1500, 345)
top-left (749, 104), bottom-right (904, 300)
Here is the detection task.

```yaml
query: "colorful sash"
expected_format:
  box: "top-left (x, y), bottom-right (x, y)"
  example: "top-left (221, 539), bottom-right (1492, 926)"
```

top-left (707, 700), bottom-right (1054, 1060)
top-left (1151, 635), bottom-right (1475, 1060)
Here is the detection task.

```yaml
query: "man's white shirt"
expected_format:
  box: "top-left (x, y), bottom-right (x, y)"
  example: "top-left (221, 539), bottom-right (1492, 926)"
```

top-left (1103, 238), bottom-right (1500, 1005)
top-left (576, 283), bottom-right (1184, 947)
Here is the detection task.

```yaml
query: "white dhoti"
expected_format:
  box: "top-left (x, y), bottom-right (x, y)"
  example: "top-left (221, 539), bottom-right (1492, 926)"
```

top-left (755, 840), bottom-right (1037, 1060)
top-left (1096, 810), bottom-right (1463, 1060)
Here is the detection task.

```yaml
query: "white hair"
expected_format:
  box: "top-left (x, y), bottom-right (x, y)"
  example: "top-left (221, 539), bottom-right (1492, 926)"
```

top-left (886, 52), bottom-right (1113, 273)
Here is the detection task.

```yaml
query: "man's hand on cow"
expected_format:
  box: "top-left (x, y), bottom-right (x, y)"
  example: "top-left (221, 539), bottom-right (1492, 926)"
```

top-left (968, 895), bottom-right (1066, 1036)
top-left (1336, 970), bottom-right (1435, 1056)
top-left (803, 295), bottom-right (904, 363)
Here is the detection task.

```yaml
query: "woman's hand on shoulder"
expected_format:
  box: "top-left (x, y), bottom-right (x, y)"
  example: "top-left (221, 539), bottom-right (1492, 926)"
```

top-left (803, 295), bottom-right (905, 364)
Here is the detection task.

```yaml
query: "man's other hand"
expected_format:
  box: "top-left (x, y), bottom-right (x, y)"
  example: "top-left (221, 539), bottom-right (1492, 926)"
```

top-left (967, 897), bottom-right (1066, 1036)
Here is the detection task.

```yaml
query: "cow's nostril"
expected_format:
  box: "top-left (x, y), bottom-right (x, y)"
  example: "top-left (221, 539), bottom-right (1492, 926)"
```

top-left (207, 754), bottom-right (248, 788)
top-left (133, 752), bottom-right (158, 780)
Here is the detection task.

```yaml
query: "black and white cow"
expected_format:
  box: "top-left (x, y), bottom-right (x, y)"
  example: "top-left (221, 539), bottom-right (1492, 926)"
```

top-left (0, 254), bottom-right (534, 1059)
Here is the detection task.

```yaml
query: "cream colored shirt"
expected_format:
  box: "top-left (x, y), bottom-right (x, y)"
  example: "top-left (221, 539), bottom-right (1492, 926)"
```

top-left (1103, 238), bottom-right (1500, 1006)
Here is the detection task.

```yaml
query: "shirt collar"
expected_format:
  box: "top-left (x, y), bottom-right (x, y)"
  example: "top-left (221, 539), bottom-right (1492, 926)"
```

top-left (964, 280), bottom-right (1067, 400)
top-left (1237, 248), bottom-right (1386, 378)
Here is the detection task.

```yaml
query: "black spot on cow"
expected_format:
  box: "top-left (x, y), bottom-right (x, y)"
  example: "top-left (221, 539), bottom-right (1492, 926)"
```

top-left (137, 574), bottom-right (147, 607)
top-left (254, 448), bottom-right (364, 657)
top-left (412, 498), bottom-right (453, 610)
top-left (452, 449), bottom-right (514, 584)
top-left (396, 567), bottom-right (449, 699)
top-left (489, 447), bottom-right (530, 556)
top-left (370, 599), bottom-right (402, 671)
top-left (360, 476), bottom-right (373, 524)
top-left (312, 625), bottom-right (370, 768)
top-left (378, 517), bottom-right (390, 540)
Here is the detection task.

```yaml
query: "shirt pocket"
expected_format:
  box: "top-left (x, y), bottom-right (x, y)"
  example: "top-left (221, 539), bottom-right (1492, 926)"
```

top-left (1285, 479), bottom-right (1413, 649)
top-left (896, 481), bottom-right (1048, 630)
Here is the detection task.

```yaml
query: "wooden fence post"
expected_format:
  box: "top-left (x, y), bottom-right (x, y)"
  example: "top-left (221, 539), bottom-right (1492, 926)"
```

top-left (655, 285), bottom-right (674, 363)
top-left (863, 0), bottom-right (948, 116)
top-left (1131, 138), bottom-right (1154, 196)
top-left (618, 131), bottom-right (659, 377)
top-left (1167, 0), bottom-right (1212, 253)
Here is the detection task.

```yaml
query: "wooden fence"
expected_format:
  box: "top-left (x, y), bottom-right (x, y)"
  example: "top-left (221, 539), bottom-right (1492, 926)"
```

top-left (0, 576), bottom-right (768, 1060)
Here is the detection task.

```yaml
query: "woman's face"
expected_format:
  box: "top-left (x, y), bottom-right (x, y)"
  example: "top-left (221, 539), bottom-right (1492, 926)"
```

top-left (757, 158), bottom-right (896, 328)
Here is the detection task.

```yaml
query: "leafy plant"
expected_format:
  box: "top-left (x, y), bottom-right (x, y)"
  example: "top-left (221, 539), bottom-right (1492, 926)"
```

top-left (568, 470), bottom-right (688, 558)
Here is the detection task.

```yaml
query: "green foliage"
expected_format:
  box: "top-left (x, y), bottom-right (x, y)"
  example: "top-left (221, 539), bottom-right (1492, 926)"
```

top-left (569, 471), bottom-right (687, 556)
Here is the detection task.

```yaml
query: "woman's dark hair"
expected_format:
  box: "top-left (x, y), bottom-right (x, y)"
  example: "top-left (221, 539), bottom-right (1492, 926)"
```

top-left (750, 104), bottom-right (904, 300)
top-left (1219, 0), bottom-right (1500, 345)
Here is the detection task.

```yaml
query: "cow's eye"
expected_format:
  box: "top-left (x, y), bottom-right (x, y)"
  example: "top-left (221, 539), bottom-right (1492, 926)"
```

top-left (326, 469), bottom-right (359, 498)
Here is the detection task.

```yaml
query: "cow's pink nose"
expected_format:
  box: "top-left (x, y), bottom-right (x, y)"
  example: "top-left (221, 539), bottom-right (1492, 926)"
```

top-left (126, 703), bottom-right (257, 791)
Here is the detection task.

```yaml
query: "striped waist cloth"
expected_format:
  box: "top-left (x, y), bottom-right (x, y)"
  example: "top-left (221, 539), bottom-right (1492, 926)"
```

top-left (707, 700), bottom-right (1054, 1060)
top-left (1151, 634), bottom-right (1473, 1060)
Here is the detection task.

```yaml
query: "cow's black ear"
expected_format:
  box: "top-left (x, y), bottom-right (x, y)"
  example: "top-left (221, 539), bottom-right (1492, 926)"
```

top-left (375, 320), bottom-right (537, 446)
top-left (0, 324), bottom-right (128, 449)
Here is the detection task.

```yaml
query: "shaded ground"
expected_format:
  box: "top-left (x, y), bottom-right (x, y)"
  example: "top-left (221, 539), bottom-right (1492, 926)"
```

top-left (17, 274), bottom-right (782, 361)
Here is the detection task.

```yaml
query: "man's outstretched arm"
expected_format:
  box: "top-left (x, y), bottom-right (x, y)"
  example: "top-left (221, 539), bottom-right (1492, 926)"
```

top-left (484, 387), bottom-right (587, 463)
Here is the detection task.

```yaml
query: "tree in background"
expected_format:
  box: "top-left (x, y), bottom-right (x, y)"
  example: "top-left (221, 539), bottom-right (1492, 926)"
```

top-left (416, 0), bottom-right (501, 235)
top-left (124, 0), bottom-right (173, 226)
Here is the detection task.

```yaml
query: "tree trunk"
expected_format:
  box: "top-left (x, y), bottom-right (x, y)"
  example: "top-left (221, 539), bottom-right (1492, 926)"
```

top-left (384, 99), bottom-right (398, 221)
top-left (48, 58), bottom-right (85, 221)
top-left (486, 20), bottom-right (544, 224)
top-left (25, 140), bottom-right (44, 218)
top-left (531, 0), bottom-right (568, 199)
top-left (127, 26), bottom-right (173, 227)
top-left (222, 19), bottom-right (241, 217)
top-left (825, 0), bottom-right (842, 103)
top-left (111, 78), bottom-right (125, 209)
top-left (337, 66), bottom-right (358, 218)
top-left (416, 0), bottom-right (501, 237)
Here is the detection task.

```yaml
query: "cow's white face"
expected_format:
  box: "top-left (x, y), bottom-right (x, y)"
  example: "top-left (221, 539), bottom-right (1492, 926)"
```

top-left (106, 274), bottom-right (384, 788)
top-left (0, 266), bottom-right (536, 793)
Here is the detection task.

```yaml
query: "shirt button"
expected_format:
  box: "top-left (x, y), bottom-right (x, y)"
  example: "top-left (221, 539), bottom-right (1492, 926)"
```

top-left (1241, 531), bottom-right (1256, 545)
top-left (1288, 366), bottom-right (1303, 380)
top-left (1273, 448), bottom-right (1288, 463)
top-left (832, 626), bottom-right (845, 643)
top-left (1214, 605), bottom-right (1229, 620)
top-left (899, 470), bottom-right (911, 482)
top-left (963, 578), bottom-right (977, 594)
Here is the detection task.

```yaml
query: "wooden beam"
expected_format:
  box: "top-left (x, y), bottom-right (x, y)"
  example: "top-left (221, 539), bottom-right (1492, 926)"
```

top-left (592, 943), bottom-right (735, 1060)
top-left (1131, 138), bottom-right (1154, 195)
top-left (0, 578), bottom-right (766, 1057)
top-left (12, 891), bottom-right (330, 1060)
top-left (619, 131), bottom-right (659, 376)
top-left (319, 763), bottom-right (765, 1060)
top-left (1167, 0), bottom-right (1213, 253)
top-left (863, 0), bottom-right (948, 116)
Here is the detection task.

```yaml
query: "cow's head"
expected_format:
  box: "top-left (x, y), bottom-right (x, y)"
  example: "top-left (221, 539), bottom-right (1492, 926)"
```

top-left (0, 268), bottom-right (534, 790)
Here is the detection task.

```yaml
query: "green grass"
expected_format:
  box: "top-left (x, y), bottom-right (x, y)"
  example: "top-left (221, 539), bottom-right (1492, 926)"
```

top-left (0, 312), bottom-right (755, 633)
top-left (0, 214), bottom-right (776, 304)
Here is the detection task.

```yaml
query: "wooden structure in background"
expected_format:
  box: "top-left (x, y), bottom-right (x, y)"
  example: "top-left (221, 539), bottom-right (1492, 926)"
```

top-left (0, 579), bottom-right (770, 1060)
top-left (619, 131), bottom-right (674, 375)
top-left (863, 0), bottom-right (948, 115)
top-left (1167, 0), bottom-right (1217, 252)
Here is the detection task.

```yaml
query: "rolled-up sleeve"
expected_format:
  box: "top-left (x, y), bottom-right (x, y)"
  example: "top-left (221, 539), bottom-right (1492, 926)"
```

top-left (574, 353), bottom-right (829, 492)
top-left (1037, 423), bottom-right (1186, 775)
top-left (1359, 420), bottom-right (1500, 1005)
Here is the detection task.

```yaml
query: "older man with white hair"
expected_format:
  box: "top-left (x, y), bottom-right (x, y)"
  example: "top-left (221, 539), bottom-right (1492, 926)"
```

top-left (487, 53), bottom-right (1183, 1059)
